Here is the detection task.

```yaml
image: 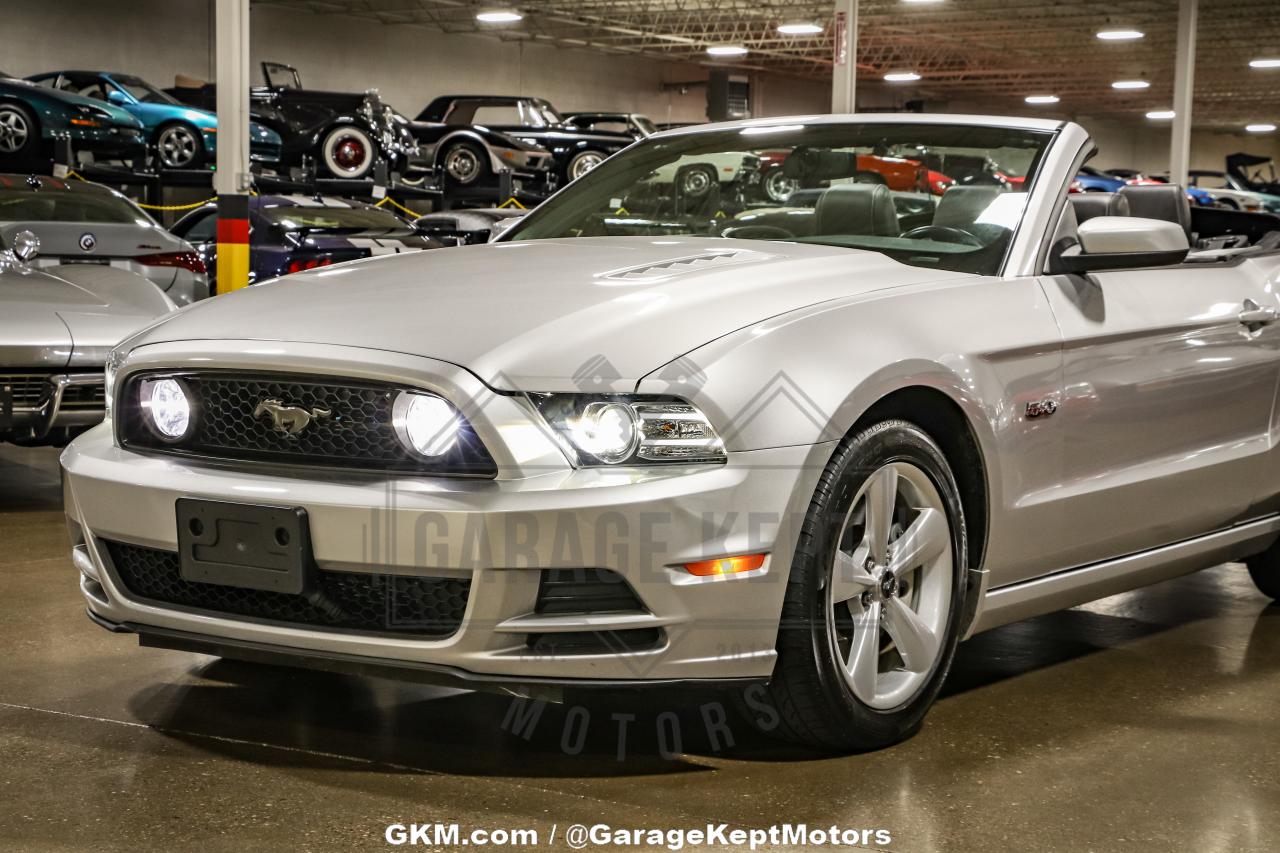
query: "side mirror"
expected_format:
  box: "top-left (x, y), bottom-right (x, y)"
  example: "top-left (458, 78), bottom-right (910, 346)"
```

top-left (1053, 216), bottom-right (1189, 274)
top-left (12, 230), bottom-right (39, 263)
top-left (106, 89), bottom-right (129, 106)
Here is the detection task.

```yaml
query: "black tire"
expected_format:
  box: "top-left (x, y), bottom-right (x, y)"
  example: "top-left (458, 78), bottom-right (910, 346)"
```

top-left (441, 142), bottom-right (489, 187)
top-left (154, 122), bottom-right (206, 169)
top-left (566, 149), bottom-right (606, 182)
top-left (756, 420), bottom-right (968, 751)
top-left (0, 101), bottom-right (39, 157)
top-left (1245, 546), bottom-right (1280, 599)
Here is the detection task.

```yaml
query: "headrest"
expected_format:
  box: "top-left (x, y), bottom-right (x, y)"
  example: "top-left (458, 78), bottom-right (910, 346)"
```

top-left (782, 148), bottom-right (860, 181)
top-left (933, 186), bottom-right (1006, 229)
top-left (1069, 192), bottom-right (1130, 223)
top-left (815, 184), bottom-right (899, 237)
top-left (1118, 184), bottom-right (1191, 238)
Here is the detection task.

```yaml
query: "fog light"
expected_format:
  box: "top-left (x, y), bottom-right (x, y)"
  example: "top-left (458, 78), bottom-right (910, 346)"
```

top-left (141, 377), bottom-right (191, 440)
top-left (393, 392), bottom-right (459, 457)
top-left (570, 401), bottom-right (638, 464)
top-left (683, 553), bottom-right (767, 577)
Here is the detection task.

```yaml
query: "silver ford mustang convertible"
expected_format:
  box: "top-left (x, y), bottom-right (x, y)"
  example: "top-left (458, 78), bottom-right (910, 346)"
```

top-left (62, 115), bottom-right (1280, 750)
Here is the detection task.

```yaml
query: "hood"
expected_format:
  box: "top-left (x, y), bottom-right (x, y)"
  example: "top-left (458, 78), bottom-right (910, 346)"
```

top-left (126, 237), bottom-right (967, 391)
top-left (1, 264), bottom-right (170, 367)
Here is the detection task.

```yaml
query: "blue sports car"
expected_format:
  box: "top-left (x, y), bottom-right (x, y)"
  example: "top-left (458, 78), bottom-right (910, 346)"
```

top-left (27, 71), bottom-right (281, 170)
top-left (170, 194), bottom-right (442, 292)
top-left (0, 70), bottom-right (144, 161)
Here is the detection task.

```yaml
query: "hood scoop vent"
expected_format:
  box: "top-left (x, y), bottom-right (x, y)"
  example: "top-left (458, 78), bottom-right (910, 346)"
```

top-left (596, 248), bottom-right (776, 283)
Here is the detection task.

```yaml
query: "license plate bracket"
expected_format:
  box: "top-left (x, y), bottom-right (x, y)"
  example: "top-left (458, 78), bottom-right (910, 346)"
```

top-left (177, 498), bottom-right (312, 594)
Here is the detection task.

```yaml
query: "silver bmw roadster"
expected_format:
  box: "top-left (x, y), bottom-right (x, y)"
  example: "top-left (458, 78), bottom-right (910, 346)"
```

top-left (62, 114), bottom-right (1280, 750)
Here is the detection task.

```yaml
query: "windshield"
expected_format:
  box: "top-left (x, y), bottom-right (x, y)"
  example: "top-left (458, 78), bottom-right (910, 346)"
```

top-left (533, 100), bottom-right (565, 126)
top-left (507, 122), bottom-right (1053, 276)
top-left (633, 115), bottom-right (658, 135)
top-left (110, 75), bottom-right (180, 106)
top-left (0, 189), bottom-right (149, 224)
top-left (261, 204), bottom-right (412, 234)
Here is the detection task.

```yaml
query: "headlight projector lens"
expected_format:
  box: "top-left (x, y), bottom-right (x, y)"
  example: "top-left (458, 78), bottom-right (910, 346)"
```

top-left (393, 391), bottom-right (460, 457)
top-left (141, 378), bottom-right (192, 440)
top-left (572, 401), bottom-right (640, 464)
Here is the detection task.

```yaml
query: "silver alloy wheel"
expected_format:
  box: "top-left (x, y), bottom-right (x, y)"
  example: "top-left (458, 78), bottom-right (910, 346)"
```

top-left (444, 145), bottom-right (481, 184)
top-left (157, 124), bottom-right (199, 168)
top-left (569, 150), bottom-right (605, 181)
top-left (0, 106), bottom-right (31, 154)
top-left (681, 166), bottom-right (714, 197)
top-left (824, 461), bottom-right (953, 710)
top-left (764, 169), bottom-right (798, 203)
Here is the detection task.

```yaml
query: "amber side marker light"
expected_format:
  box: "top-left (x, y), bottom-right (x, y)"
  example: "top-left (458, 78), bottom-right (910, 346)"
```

top-left (684, 554), bottom-right (767, 577)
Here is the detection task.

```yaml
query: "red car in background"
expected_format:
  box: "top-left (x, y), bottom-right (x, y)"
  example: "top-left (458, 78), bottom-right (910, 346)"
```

top-left (758, 151), bottom-right (954, 202)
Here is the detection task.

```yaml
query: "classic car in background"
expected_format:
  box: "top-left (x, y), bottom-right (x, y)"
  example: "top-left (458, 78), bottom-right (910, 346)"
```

top-left (0, 71), bottom-right (145, 163)
top-left (0, 174), bottom-right (208, 305)
top-left (166, 62), bottom-right (430, 181)
top-left (1, 228), bottom-right (173, 447)
top-left (1071, 164), bottom-right (1125, 192)
top-left (170, 193), bottom-right (440, 290)
top-left (1188, 166), bottom-right (1280, 213)
top-left (27, 70), bottom-right (282, 170)
top-left (564, 112), bottom-right (657, 140)
top-left (403, 117), bottom-right (554, 190)
top-left (411, 207), bottom-right (525, 245)
top-left (415, 95), bottom-right (633, 183)
top-left (1229, 152), bottom-right (1280, 197)
top-left (757, 149), bottom-right (956, 204)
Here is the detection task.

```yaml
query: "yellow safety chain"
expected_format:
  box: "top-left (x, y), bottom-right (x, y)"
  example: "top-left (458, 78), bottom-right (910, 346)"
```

top-left (375, 196), bottom-right (427, 218)
top-left (62, 170), bottom-right (214, 211)
top-left (497, 197), bottom-right (527, 210)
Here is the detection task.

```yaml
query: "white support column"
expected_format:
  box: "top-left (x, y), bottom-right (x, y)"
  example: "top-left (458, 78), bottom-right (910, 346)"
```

top-left (214, 0), bottom-right (251, 196)
top-left (831, 0), bottom-right (858, 114)
top-left (1169, 0), bottom-right (1197, 187)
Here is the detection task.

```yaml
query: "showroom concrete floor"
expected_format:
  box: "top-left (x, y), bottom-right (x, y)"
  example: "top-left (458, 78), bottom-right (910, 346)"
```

top-left (1, 443), bottom-right (1277, 852)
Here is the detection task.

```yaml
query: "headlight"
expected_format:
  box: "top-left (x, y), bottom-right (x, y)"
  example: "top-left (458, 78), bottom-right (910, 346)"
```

top-left (530, 394), bottom-right (725, 466)
top-left (392, 391), bottom-right (460, 457)
top-left (139, 377), bottom-right (193, 441)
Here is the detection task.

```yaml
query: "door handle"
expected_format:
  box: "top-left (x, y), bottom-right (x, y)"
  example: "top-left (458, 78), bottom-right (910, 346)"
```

top-left (1239, 300), bottom-right (1278, 327)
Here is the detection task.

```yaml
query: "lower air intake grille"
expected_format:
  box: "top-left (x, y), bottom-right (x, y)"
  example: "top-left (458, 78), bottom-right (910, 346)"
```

top-left (535, 568), bottom-right (647, 615)
top-left (0, 373), bottom-right (51, 408)
top-left (104, 540), bottom-right (469, 637)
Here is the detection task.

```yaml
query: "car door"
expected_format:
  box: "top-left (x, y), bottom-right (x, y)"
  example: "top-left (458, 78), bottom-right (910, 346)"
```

top-left (1032, 250), bottom-right (1280, 580)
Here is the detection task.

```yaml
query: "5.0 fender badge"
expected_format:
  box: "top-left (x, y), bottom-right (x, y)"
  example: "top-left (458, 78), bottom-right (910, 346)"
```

top-left (1026, 398), bottom-right (1058, 419)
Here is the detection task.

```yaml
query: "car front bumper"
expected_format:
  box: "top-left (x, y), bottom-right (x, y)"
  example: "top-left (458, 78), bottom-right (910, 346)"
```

top-left (60, 342), bottom-right (818, 686)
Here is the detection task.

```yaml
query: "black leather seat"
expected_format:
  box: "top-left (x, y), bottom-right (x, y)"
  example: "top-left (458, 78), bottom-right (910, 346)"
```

top-left (814, 183), bottom-right (899, 237)
top-left (1068, 192), bottom-right (1130, 223)
top-left (1118, 184), bottom-right (1191, 238)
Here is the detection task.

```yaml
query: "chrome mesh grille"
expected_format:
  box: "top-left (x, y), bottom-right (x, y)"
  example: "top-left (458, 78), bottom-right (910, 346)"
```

top-left (0, 373), bottom-right (52, 408)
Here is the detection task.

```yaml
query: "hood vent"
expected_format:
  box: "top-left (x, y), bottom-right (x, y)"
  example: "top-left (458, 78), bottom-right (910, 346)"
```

top-left (596, 248), bottom-right (776, 283)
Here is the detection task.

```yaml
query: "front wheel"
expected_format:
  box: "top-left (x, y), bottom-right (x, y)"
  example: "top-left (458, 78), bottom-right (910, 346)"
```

top-left (0, 103), bottom-right (38, 156)
top-left (155, 123), bottom-right (205, 169)
top-left (320, 125), bottom-right (376, 179)
top-left (441, 142), bottom-right (488, 186)
top-left (567, 149), bottom-right (605, 182)
top-left (758, 420), bottom-right (967, 751)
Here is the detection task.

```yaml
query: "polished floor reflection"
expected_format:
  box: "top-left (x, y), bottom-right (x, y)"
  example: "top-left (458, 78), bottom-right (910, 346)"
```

top-left (1, 444), bottom-right (1276, 851)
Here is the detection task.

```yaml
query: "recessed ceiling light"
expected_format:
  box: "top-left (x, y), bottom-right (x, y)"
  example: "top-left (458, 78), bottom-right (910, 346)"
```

top-left (476, 9), bottom-right (522, 23)
top-left (1097, 29), bottom-right (1145, 40)
top-left (1111, 80), bottom-right (1151, 90)
top-left (1025, 95), bottom-right (1059, 104)
top-left (1246, 123), bottom-right (1277, 133)
top-left (884, 71), bottom-right (922, 82)
top-left (777, 22), bottom-right (823, 35)
top-left (1249, 58), bottom-right (1280, 69)
top-left (706, 44), bottom-right (748, 56)
top-left (1146, 110), bottom-right (1176, 120)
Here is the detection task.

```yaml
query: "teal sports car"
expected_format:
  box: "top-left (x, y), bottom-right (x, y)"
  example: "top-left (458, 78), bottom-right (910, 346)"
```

top-left (0, 70), bottom-right (144, 161)
top-left (27, 71), bottom-right (282, 169)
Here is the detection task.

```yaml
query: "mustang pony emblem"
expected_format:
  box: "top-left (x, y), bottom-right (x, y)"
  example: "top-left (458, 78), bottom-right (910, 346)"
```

top-left (253, 399), bottom-right (332, 435)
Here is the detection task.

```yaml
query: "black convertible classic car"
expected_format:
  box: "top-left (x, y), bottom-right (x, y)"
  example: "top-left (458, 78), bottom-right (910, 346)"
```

top-left (415, 95), bottom-right (633, 184)
top-left (167, 62), bottom-right (430, 181)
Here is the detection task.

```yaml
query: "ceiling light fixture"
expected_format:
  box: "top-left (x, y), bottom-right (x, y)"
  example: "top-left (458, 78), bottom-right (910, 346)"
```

top-left (1146, 110), bottom-right (1176, 120)
top-left (1249, 58), bottom-right (1280, 69)
top-left (1025, 95), bottom-right (1060, 104)
top-left (1111, 80), bottom-right (1151, 90)
top-left (1097, 29), bottom-right (1145, 40)
top-left (1246, 123), bottom-right (1277, 133)
top-left (706, 44), bottom-right (748, 56)
top-left (476, 9), bottom-right (523, 23)
top-left (777, 22), bottom-right (823, 35)
top-left (884, 71), bottom-right (922, 82)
